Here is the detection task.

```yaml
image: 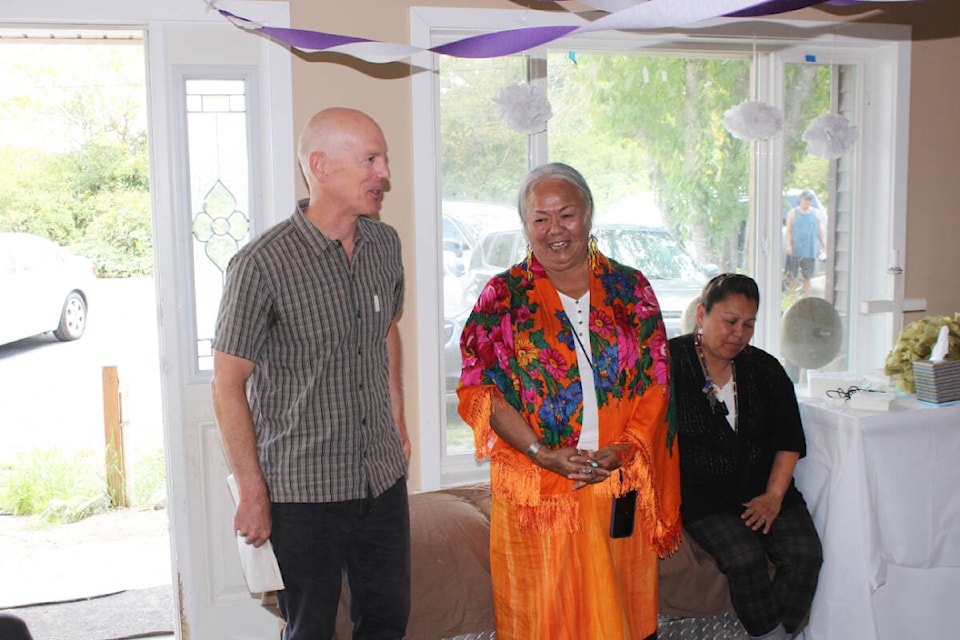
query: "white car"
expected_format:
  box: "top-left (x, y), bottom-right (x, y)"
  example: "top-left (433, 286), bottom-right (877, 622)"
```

top-left (0, 232), bottom-right (97, 345)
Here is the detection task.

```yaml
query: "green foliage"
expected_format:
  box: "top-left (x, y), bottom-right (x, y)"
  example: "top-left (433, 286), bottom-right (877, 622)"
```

top-left (0, 42), bottom-right (151, 276)
top-left (0, 448), bottom-right (109, 523)
top-left (547, 55), bottom-right (650, 209)
top-left (885, 313), bottom-right (960, 393)
top-left (440, 56), bottom-right (529, 204)
top-left (0, 446), bottom-right (167, 523)
top-left (783, 64), bottom-right (832, 203)
top-left (570, 54), bottom-right (751, 269)
top-left (0, 147), bottom-right (79, 242)
top-left (75, 190), bottom-right (153, 277)
top-left (133, 448), bottom-right (168, 507)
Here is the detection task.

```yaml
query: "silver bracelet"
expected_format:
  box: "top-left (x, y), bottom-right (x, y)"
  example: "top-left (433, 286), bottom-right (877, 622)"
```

top-left (526, 441), bottom-right (543, 462)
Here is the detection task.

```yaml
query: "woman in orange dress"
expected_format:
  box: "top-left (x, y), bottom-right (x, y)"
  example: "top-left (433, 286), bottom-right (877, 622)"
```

top-left (458, 163), bottom-right (681, 640)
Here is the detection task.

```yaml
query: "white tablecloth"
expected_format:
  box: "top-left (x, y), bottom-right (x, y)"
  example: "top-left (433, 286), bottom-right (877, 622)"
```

top-left (794, 397), bottom-right (960, 640)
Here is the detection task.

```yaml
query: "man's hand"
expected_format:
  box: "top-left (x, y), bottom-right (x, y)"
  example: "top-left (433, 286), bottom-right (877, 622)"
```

top-left (235, 480), bottom-right (272, 548)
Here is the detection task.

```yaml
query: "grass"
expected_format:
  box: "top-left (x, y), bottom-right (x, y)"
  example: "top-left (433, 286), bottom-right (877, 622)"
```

top-left (0, 446), bottom-right (167, 524)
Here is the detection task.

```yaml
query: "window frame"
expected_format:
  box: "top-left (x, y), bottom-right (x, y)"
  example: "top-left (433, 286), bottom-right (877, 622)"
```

top-left (411, 8), bottom-right (911, 489)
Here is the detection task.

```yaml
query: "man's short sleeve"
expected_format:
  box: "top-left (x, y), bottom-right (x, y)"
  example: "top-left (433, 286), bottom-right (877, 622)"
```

top-left (213, 251), bottom-right (272, 362)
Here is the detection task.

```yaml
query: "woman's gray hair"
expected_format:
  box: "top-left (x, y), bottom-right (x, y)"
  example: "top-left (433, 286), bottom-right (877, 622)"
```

top-left (517, 162), bottom-right (594, 232)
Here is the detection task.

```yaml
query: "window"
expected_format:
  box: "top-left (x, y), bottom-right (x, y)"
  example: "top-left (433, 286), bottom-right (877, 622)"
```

top-left (411, 10), bottom-right (911, 488)
top-left (176, 72), bottom-right (259, 374)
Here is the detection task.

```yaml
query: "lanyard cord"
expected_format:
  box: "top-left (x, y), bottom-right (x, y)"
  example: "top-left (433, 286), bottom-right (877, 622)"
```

top-left (559, 290), bottom-right (595, 372)
top-left (694, 331), bottom-right (738, 431)
top-left (568, 317), bottom-right (595, 371)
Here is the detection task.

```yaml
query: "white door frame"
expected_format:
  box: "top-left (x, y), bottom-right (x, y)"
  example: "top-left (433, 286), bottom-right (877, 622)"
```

top-left (1, 2), bottom-right (295, 637)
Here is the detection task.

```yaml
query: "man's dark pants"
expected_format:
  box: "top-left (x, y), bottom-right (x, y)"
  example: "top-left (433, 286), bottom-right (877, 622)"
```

top-left (271, 477), bottom-right (411, 640)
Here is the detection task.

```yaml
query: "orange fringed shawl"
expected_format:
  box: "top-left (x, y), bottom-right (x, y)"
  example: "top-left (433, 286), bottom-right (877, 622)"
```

top-left (457, 252), bottom-right (681, 550)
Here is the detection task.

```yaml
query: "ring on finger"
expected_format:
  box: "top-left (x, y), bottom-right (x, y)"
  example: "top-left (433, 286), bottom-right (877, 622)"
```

top-left (588, 460), bottom-right (599, 468)
top-left (583, 467), bottom-right (594, 475)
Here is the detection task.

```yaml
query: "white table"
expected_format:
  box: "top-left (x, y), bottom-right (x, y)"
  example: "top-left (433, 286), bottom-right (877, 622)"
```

top-left (794, 397), bottom-right (960, 640)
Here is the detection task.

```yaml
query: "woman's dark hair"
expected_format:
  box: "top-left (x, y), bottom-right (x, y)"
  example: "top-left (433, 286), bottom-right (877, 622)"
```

top-left (699, 273), bottom-right (760, 313)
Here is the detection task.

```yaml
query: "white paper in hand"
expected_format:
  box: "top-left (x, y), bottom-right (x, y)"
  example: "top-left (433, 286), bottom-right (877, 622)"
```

top-left (226, 474), bottom-right (285, 593)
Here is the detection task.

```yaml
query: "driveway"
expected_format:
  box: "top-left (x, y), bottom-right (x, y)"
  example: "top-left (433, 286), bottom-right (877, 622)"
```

top-left (0, 278), bottom-right (163, 466)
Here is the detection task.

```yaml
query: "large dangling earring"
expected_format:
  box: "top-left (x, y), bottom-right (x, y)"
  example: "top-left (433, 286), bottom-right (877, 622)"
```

top-left (588, 234), bottom-right (599, 270)
top-left (524, 243), bottom-right (534, 282)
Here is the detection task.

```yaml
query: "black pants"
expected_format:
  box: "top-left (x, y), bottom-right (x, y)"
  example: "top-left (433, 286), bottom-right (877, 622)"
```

top-left (271, 477), bottom-right (411, 640)
top-left (684, 504), bottom-right (822, 636)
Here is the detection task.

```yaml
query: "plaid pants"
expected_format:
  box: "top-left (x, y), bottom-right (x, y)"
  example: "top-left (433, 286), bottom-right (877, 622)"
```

top-left (684, 504), bottom-right (822, 636)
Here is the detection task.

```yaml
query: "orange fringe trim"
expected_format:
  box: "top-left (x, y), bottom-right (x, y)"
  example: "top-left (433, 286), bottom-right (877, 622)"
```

top-left (490, 452), bottom-right (541, 507)
top-left (618, 436), bottom-right (682, 557)
top-left (517, 494), bottom-right (583, 534)
top-left (457, 376), bottom-right (682, 547)
top-left (458, 386), bottom-right (498, 459)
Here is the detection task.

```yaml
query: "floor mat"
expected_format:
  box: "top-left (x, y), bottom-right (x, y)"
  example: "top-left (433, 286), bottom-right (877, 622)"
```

top-left (2, 586), bottom-right (175, 640)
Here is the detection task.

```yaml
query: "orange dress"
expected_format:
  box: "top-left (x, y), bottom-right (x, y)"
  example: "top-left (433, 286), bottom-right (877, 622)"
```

top-left (458, 252), bottom-right (681, 640)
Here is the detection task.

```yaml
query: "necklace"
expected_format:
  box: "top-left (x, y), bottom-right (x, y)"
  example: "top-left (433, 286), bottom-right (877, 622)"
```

top-left (694, 331), bottom-right (738, 431)
top-left (559, 291), bottom-right (595, 371)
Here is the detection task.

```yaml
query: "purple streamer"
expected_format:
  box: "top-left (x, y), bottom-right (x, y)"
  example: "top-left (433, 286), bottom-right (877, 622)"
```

top-left (431, 26), bottom-right (580, 59)
top-left (257, 26), bottom-right (375, 50)
top-left (727, 0), bottom-right (835, 17)
top-left (212, 0), bottom-right (917, 64)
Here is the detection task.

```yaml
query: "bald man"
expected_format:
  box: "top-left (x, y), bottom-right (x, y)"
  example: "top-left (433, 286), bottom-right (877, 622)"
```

top-left (212, 108), bottom-right (410, 639)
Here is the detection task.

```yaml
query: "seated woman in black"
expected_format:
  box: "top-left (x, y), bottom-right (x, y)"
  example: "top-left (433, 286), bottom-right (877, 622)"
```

top-left (669, 273), bottom-right (822, 640)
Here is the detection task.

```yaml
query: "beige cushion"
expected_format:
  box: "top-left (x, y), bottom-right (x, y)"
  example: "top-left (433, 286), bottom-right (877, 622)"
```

top-left (333, 483), bottom-right (495, 639)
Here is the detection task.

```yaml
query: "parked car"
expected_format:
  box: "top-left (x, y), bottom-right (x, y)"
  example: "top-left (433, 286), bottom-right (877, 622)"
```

top-left (442, 201), bottom-right (518, 274)
top-left (464, 223), bottom-right (709, 337)
top-left (441, 202), bottom-right (519, 392)
top-left (0, 232), bottom-right (97, 346)
top-left (442, 200), bottom-right (519, 319)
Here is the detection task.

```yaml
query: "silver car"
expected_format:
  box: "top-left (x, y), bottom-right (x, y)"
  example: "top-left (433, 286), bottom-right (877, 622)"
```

top-left (463, 223), bottom-right (711, 338)
top-left (0, 232), bottom-right (96, 345)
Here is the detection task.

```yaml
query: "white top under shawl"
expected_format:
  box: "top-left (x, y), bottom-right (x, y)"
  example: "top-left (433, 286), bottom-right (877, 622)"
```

top-left (558, 290), bottom-right (599, 450)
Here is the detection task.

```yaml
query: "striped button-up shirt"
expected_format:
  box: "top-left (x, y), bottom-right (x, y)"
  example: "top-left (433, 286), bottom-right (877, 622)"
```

top-left (214, 201), bottom-right (407, 502)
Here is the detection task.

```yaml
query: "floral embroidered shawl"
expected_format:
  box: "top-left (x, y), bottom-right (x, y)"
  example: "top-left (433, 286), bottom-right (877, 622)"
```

top-left (458, 251), bottom-right (681, 551)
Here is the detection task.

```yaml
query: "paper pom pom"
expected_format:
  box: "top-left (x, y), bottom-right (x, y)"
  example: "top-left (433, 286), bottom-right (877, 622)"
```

top-left (722, 100), bottom-right (784, 140)
top-left (493, 83), bottom-right (553, 135)
top-left (803, 113), bottom-right (859, 159)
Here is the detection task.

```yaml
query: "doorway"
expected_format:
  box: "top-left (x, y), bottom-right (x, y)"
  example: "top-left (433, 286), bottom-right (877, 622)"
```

top-left (0, 2), bottom-right (295, 637)
top-left (0, 31), bottom-right (174, 638)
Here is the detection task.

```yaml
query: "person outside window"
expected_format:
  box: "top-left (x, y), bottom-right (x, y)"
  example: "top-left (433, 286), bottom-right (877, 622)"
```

top-left (783, 190), bottom-right (826, 296)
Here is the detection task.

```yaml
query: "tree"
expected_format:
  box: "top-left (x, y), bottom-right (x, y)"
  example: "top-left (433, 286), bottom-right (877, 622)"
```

top-left (563, 53), bottom-right (751, 270)
top-left (0, 42), bottom-right (151, 275)
top-left (440, 55), bottom-right (529, 205)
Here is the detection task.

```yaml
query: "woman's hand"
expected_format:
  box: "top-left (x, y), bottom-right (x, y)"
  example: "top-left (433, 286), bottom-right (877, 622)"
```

top-left (744, 451), bottom-right (800, 533)
top-left (742, 492), bottom-right (784, 535)
top-left (565, 447), bottom-right (613, 490)
top-left (534, 446), bottom-right (612, 489)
